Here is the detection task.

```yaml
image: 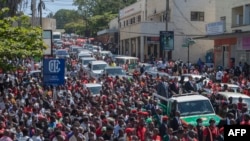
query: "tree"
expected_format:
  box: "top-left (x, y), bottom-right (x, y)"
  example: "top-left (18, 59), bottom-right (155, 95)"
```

top-left (53, 9), bottom-right (81, 29)
top-left (88, 12), bottom-right (117, 36)
top-left (0, 0), bottom-right (24, 17)
top-left (73, 0), bottom-right (136, 36)
top-left (0, 8), bottom-right (46, 71)
top-left (64, 22), bottom-right (85, 35)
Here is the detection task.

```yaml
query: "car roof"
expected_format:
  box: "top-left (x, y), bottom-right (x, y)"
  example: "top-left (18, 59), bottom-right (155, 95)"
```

top-left (105, 66), bottom-right (122, 69)
top-left (217, 92), bottom-right (250, 98)
top-left (115, 56), bottom-right (138, 59)
top-left (90, 60), bottom-right (108, 65)
top-left (182, 74), bottom-right (203, 78)
top-left (220, 83), bottom-right (239, 87)
top-left (85, 83), bottom-right (102, 87)
top-left (170, 94), bottom-right (210, 102)
top-left (29, 70), bottom-right (41, 73)
top-left (81, 57), bottom-right (96, 60)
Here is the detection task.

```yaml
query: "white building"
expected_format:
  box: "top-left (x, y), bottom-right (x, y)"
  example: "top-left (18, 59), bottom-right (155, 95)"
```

top-left (117, 0), bottom-right (215, 63)
top-left (196, 0), bottom-right (250, 68)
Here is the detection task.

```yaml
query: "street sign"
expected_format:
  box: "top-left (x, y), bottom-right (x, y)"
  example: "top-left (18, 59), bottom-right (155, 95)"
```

top-left (43, 58), bottom-right (65, 86)
top-left (160, 31), bottom-right (174, 50)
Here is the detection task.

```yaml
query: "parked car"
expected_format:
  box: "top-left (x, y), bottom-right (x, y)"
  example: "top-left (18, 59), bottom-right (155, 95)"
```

top-left (88, 60), bottom-right (108, 78)
top-left (84, 83), bottom-right (102, 96)
top-left (55, 49), bottom-right (70, 59)
top-left (103, 66), bottom-right (127, 78)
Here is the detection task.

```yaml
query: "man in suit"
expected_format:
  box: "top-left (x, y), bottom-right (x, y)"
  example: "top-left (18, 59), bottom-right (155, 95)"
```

top-left (156, 76), bottom-right (170, 98)
top-left (170, 111), bottom-right (182, 132)
top-left (184, 76), bottom-right (196, 93)
top-left (217, 112), bottom-right (234, 128)
top-left (169, 77), bottom-right (180, 95)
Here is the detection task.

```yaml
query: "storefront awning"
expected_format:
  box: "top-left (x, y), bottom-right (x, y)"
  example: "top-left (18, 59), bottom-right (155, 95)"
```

top-left (193, 31), bottom-right (250, 40)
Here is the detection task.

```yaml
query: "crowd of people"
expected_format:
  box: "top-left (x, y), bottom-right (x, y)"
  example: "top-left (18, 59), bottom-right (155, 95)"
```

top-left (0, 56), bottom-right (249, 141)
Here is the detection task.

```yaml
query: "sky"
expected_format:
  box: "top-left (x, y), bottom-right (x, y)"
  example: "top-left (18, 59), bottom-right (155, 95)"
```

top-left (23, 0), bottom-right (78, 17)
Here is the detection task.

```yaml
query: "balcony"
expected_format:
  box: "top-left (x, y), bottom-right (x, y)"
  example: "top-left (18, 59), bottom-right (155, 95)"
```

top-left (232, 4), bottom-right (250, 28)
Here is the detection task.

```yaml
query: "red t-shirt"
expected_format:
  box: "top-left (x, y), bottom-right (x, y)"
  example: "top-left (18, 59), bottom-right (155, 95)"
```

top-left (203, 126), bottom-right (219, 139)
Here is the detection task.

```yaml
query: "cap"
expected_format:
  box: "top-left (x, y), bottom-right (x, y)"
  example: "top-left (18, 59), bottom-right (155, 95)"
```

top-left (162, 116), bottom-right (169, 121)
top-left (125, 128), bottom-right (134, 133)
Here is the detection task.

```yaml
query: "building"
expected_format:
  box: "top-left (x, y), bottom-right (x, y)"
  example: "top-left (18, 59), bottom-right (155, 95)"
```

top-left (116, 0), bottom-right (215, 62)
top-left (196, 0), bottom-right (250, 68)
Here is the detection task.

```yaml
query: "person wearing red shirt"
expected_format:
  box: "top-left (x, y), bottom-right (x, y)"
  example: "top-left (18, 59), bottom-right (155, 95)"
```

top-left (152, 128), bottom-right (161, 141)
top-left (237, 97), bottom-right (244, 111)
top-left (240, 114), bottom-right (250, 125)
top-left (137, 120), bottom-right (146, 141)
top-left (203, 118), bottom-right (219, 141)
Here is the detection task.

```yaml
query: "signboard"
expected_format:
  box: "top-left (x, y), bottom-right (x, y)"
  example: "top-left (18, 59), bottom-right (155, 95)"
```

top-left (43, 30), bottom-right (52, 55)
top-left (160, 31), bottom-right (174, 50)
top-left (43, 59), bottom-right (65, 86)
top-left (119, 2), bottom-right (141, 18)
top-left (206, 21), bottom-right (225, 35)
top-left (147, 37), bottom-right (160, 44)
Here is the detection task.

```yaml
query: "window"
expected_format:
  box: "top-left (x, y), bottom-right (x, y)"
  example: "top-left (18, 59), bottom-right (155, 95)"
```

top-left (126, 20), bottom-right (128, 26)
top-left (191, 11), bottom-right (204, 21)
top-left (137, 15), bottom-right (141, 22)
top-left (123, 21), bottom-right (125, 27)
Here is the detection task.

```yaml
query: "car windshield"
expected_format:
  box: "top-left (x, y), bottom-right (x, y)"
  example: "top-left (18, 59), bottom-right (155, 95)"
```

top-left (56, 50), bottom-right (68, 55)
top-left (83, 59), bottom-right (95, 65)
top-left (93, 64), bottom-right (107, 70)
top-left (178, 100), bottom-right (214, 116)
top-left (105, 68), bottom-right (124, 75)
top-left (232, 98), bottom-right (250, 110)
top-left (87, 86), bottom-right (102, 95)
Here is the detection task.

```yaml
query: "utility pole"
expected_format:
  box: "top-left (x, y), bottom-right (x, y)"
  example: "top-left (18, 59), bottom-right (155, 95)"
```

top-left (31, 0), bottom-right (36, 26)
top-left (165, 0), bottom-right (170, 60)
top-left (40, 0), bottom-right (43, 28)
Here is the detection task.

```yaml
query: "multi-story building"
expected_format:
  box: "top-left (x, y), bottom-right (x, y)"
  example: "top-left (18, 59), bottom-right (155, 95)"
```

top-left (197, 0), bottom-right (250, 68)
top-left (117, 0), bottom-right (215, 62)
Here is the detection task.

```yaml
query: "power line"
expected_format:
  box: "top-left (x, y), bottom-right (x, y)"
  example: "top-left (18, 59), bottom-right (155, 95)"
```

top-left (172, 0), bottom-right (205, 34)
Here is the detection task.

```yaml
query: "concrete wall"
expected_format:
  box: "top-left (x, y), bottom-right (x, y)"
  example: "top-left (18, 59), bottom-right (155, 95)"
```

top-left (118, 0), bottom-right (217, 62)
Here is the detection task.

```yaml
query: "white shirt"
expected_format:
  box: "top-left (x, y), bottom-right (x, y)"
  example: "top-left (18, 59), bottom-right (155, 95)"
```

top-left (216, 71), bottom-right (223, 80)
top-left (18, 136), bottom-right (33, 141)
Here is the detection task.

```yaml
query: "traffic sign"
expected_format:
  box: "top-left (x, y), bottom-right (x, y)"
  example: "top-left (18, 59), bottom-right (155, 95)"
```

top-left (43, 58), bottom-right (65, 86)
top-left (160, 31), bottom-right (174, 50)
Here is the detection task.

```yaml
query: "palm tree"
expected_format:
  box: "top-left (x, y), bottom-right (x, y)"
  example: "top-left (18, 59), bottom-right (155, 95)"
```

top-left (0, 0), bottom-right (23, 16)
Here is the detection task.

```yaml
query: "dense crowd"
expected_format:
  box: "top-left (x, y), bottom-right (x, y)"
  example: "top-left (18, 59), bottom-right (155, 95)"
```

top-left (0, 57), bottom-right (249, 141)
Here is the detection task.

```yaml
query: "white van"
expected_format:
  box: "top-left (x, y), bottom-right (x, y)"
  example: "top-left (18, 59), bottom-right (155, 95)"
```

top-left (88, 60), bottom-right (108, 78)
top-left (80, 57), bottom-right (96, 69)
top-left (78, 52), bottom-right (92, 59)
top-left (115, 56), bottom-right (138, 72)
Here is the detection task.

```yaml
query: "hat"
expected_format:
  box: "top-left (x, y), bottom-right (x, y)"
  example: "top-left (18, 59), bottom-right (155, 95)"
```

top-left (125, 128), bottom-right (134, 133)
top-left (162, 116), bottom-right (168, 121)
top-left (131, 109), bottom-right (137, 114)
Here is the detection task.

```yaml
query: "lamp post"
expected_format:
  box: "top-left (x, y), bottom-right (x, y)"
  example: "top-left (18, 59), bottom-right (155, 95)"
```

top-left (182, 38), bottom-right (195, 71)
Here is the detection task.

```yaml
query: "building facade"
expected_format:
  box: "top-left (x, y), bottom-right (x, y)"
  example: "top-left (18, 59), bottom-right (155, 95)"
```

top-left (198, 0), bottom-right (250, 68)
top-left (118, 0), bottom-right (215, 62)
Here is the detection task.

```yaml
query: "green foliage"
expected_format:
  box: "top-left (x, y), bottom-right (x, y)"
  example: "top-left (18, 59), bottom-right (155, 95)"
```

top-left (88, 12), bottom-right (117, 36)
top-left (53, 9), bottom-right (81, 29)
top-left (64, 21), bottom-right (85, 35)
top-left (0, 8), bottom-right (46, 71)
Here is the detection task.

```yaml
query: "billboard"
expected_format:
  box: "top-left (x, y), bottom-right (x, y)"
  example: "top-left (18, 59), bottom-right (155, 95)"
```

top-left (206, 21), bottom-right (225, 35)
top-left (160, 31), bottom-right (174, 50)
top-left (43, 30), bottom-right (52, 55)
top-left (43, 59), bottom-right (65, 86)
